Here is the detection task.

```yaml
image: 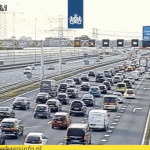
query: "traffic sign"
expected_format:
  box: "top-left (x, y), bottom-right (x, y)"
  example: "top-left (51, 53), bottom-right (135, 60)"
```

top-left (88, 39), bottom-right (95, 47)
top-left (74, 40), bottom-right (81, 47)
top-left (131, 39), bottom-right (138, 47)
top-left (102, 39), bottom-right (109, 47)
top-left (117, 39), bottom-right (124, 47)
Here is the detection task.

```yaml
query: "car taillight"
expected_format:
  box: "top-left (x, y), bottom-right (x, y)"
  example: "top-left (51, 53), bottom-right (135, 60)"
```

top-left (38, 140), bottom-right (42, 144)
top-left (72, 92), bottom-right (75, 94)
top-left (84, 135), bottom-right (88, 141)
top-left (25, 140), bottom-right (28, 143)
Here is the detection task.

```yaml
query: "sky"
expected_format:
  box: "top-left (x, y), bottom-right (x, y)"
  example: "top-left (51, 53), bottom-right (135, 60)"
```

top-left (1, 0), bottom-right (150, 40)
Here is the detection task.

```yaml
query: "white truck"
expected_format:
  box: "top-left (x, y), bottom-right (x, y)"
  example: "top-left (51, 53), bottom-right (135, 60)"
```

top-left (130, 71), bottom-right (140, 80)
top-left (88, 109), bottom-right (109, 131)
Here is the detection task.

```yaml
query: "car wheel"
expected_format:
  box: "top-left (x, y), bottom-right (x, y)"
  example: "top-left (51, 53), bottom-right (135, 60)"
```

top-left (2, 139), bottom-right (5, 145)
top-left (89, 136), bottom-right (91, 144)
top-left (69, 113), bottom-right (72, 116)
top-left (34, 115), bottom-right (37, 119)
top-left (25, 105), bottom-right (28, 110)
top-left (15, 132), bottom-right (19, 139)
top-left (52, 126), bottom-right (54, 129)
top-left (20, 129), bottom-right (24, 135)
top-left (12, 106), bottom-right (15, 110)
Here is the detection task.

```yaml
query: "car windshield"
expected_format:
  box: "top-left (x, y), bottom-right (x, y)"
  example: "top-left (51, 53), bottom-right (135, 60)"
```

top-left (74, 78), bottom-right (79, 81)
top-left (67, 89), bottom-right (74, 92)
top-left (104, 71), bottom-right (109, 74)
top-left (15, 97), bottom-right (25, 102)
top-left (128, 77), bottom-right (133, 80)
top-left (66, 80), bottom-right (72, 83)
top-left (67, 128), bottom-right (85, 136)
top-left (114, 77), bottom-right (120, 79)
top-left (117, 74), bottom-right (121, 76)
top-left (91, 88), bottom-right (98, 91)
top-left (99, 86), bottom-right (105, 90)
top-left (53, 115), bottom-right (66, 120)
top-left (58, 95), bottom-right (66, 98)
top-left (25, 68), bottom-right (30, 70)
top-left (117, 84), bottom-right (125, 87)
top-left (36, 106), bottom-right (47, 111)
top-left (0, 108), bottom-right (9, 111)
top-left (83, 95), bottom-right (92, 99)
top-left (89, 71), bottom-right (94, 74)
top-left (124, 80), bottom-right (129, 83)
top-left (47, 101), bottom-right (56, 105)
top-left (60, 84), bottom-right (67, 88)
top-left (27, 136), bottom-right (40, 141)
top-left (1, 122), bottom-right (14, 127)
top-left (103, 97), bottom-right (117, 102)
top-left (127, 90), bottom-right (134, 94)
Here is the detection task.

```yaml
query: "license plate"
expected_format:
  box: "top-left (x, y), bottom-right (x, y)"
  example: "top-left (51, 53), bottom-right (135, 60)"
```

top-left (38, 114), bottom-right (43, 116)
top-left (57, 121), bottom-right (62, 123)
top-left (16, 105), bottom-right (21, 107)
top-left (72, 140), bottom-right (80, 143)
top-left (74, 108), bottom-right (79, 110)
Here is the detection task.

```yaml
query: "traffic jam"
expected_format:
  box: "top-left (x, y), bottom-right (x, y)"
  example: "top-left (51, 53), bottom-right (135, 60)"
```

top-left (0, 58), bottom-right (147, 145)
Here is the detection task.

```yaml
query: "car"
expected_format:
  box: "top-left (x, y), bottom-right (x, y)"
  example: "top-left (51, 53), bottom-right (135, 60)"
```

top-left (13, 97), bottom-right (30, 110)
top-left (113, 76), bottom-right (122, 83)
top-left (80, 74), bottom-right (89, 82)
top-left (95, 73), bottom-right (105, 83)
top-left (106, 78), bottom-right (114, 86)
top-left (73, 77), bottom-right (82, 85)
top-left (0, 128), bottom-right (5, 145)
top-left (118, 71), bottom-right (125, 78)
top-left (80, 82), bottom-right (90, 91)
top-left (65, 79), bottom-right (76, 87)
top-left (116, 82), bottom-right (127, 93)
top-left (123, 79), bottom-right (132, 88)
top-left (88, 70), bottom-right (95, 77)
top-left (0, 118), bottom-right (24, 139)
top-left (103, 81), bottom-right (111, 90)
top-left (65, 123), bottom-right (91, 145)
top-left (83, 53), bottom-right (88, 58)
top-left (81, 94), bottom-right (95, 106)
top-left (108, 68), bottom-right (115, 76)
top-left (24, 132), bottom-right (48, 145)
top-left (98, 84), bottom-right (107, 94)
top-left (69, 100), bottom-right (87, 116)
top-left (58, 83), bottom-right (68, 93)
top-left (124, 89), bottom-right (135, 99)
top-left (52, 112), bottom-right (72, 129)
top-left (28, 64), bottom-right (35, 70)
top-left (127, 76), bottom-right (135, 84)
top-left (104, 70), bottom-right (111, 78)
top-left (99, 55), bottom-right (104, 59)
top-left (66, 88), bottom-right (78, 98)
top-left (36, 92), bottom-right (51, 104)
top-left (146, 72), bottom-right (150, 79)
top-left (0, 107), bottom-right (15, 120)
top-left (102, 95), bottom-right (118, 111)
top-left (126, 66), bottom-right (134, 72)
top-left (47, 65), bottom-right (55, 70)
top-left (89, 86), bottom-right (101, 97)
top-left (62, 60), bottom-right (66, 64)
top-left (113, 92), bottom-right (123, 103)
top-left (57, 93), bottom-right (69, 104)
top-left (23, 67), bottom-right (32, 74)
top-left (33, 104), bottom-right (50, 119)
top-left (46, 99), bottom-right (62, 112)
top-left (114, 67), bottom-right (120, 73)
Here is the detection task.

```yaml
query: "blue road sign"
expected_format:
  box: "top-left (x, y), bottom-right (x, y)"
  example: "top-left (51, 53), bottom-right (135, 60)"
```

top-left (143, 26), bottom-right (150, 47)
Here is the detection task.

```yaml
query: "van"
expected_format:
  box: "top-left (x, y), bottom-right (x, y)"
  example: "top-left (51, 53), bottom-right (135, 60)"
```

top-left (102, 95), bottom-right (118, 111)
top-left (88, 109), bottom-right (110, 130)
top-left (103, 70), bottom-right (111, 78)
top-left (130, 71), bottom-right (139, 80)
top-left (116, 82), bottom-right (127, 93)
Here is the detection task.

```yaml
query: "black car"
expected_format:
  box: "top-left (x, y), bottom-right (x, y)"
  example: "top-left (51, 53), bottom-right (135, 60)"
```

top-left (12, 97), bottom-right (30, 110)
top-left (66, 88), bottom-right (78, 98)
top-left (36, 92), bottom-right (51, 104)
top-left (95, 73), bottom-right (105, 83)
top-left (73, 77), bottom-right (82, 85)
top-left (0, 107), bottom-right (15, 120)
top-left (69, 100), bottom-right (87, 116)
top-left (65, 123), bottom-right (91, 145)
top-left (103, 81), bottom-right (111, 90)
top-left (80, 74), bottom-right (89, 82)
top-left (0, 118), bottom-right (24, 139)
top-left (81, 94), bottom-right (95, 106)
top-left (62, 60), bottom-right (66, 64)
top-left (83, 53), bottom-right (88, 58)
top-left (47, 66), bottom-right (55, 70)
top-left (33, 104), bottom-right (51, 119)
top-left (106, 78), bottom-right (114, 86)
top-left (57, 93), bottom-right (69, 104)
top-left (0, 129), bottom-right (5, 145)
top-left (80, 82), bottom-right (90, 91)
top-left (88, 70), bottom-right (95, 77)
top-left (98, 85), bottom-right (107, 94)
top-left (58, 83), bottom-right (68, 93)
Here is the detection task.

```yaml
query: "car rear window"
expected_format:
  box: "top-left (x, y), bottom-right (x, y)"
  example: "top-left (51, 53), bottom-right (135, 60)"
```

top-left (124, 80), bottom-right (129, 83)
top-left (1, 122), bottom-right (14, 128)
top-left (67, 128), bottom-right (85, 136)
top-left (58, 95), bottom-right (66, 98)
top-left (72, 102), bottom-right (82, 107)
top-left (66, 80), bottom-right (72, 83)
top-left (15, 98), bottom-right (25, 102)
top-left (38, 93), bottom-right (47, 96)
top-left (127, 90), bottom-right (134, 94)
top-left (60, 84), bottom-right (67, 88)
top-left (36, 106), bottom-right (47, 111)
top-left (117, 84), bottom-right (125, 87)
top-left (99, 86), bottom-right (105, 90)
top-left (103, 97), bottom-right (117, 102)
top-left (114, 77), bottom-right (120, 79)
top-left (0, 108), bottom-right (9, 111)
top-left (47, 101), bottom-right (56, 105)
top-left (53, 115), bottom-right (66, 120)
top-left (67, 89), bottom-right (74, 92)
top-left (104, 71), bottom-right (109, 74)
top-left (27, 136), bottom-right (40, 141)
top-left (91, 88), bottom-right (98, 91)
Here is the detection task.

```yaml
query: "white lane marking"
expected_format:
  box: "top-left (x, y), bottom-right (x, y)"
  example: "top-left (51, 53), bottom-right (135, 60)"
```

top-left (109, 126), bottom-right (115, 129)
top-left (7, 83), bottom-right (10, 84)
top-left (47, 121), bottom-right (51, 125)
top-left (2, 81), bottom-right (5, 83)
top-left (12, 78), bottom-right (15, 80)
top-left (133, 107), bottom-right (143, 113)
top-left (24, 125), bottom-right (42, 129)
top-left (143, 88), bottom-right (150, 90)
top-left (136, 75), bottom-right (145, 90)
top-left (104, 135), bottom-right (110, 137)
top-left (101, 139), bottom-right (107, 142)
top-left (112, 122), bottom-right (117, 125)
top-left (141, 109), bottom-right (150, 145)
top-left (107, 130), bottom-right (112, 133)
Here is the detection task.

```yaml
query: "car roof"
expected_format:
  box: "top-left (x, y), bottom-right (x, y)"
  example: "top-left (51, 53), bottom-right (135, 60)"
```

top-left (126, 89), bottom-right (134, 91)
top-left (2, 118), bottom-right (17, 122)
top-left (103, 95), bottom-right (117, 98)
top-left (54, 112), bottom-right (68, 116)
top-left (15, 96), bottom-right (26, 99)
top-left (90, 86), bottom-right (99, 88)
top-left (98, 84), bottom-right (106, 87)
top-left (72, 100), bottom-right (83, 103)
top-left (69, 123), bottom-right (87, 129)
top-left (36, 104), bottom-right (48, 107)
top-left (67, 88), bottom-right (76, 90)
top-left (82, 82), bottom-right (89, 84)
top-left (89, 109), bottom-right (107, 113)
top-left (113, 92), bottom-right (122, 95)
top-left (27, 132), bottom-right (43, 136)
top-left (57, 93), bottom-right (67, 95)
top-left (38, 92), bottom-right (48, 94)
top-left (47, 99), bottom-right (59, 102)
top-left (114, 76), bottom-right (121, 78)
top-left (0, 106), bottom-right (10, 109)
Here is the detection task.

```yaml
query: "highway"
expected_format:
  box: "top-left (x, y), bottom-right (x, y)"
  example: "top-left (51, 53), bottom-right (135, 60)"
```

top-left (1, 57), bottom-right (150, 145)
top-left (0, 54), bottom-right (121, 89)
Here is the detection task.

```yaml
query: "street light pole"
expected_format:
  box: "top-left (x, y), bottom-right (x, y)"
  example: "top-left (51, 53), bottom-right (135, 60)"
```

top-left (59, 39), bottom-right (62, 75)
top-left (40, 40), bottom-right (44, 80)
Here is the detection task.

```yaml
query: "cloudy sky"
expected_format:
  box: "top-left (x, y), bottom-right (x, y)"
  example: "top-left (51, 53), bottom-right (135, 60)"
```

top-left (1, 0), bottom-right (150, 40)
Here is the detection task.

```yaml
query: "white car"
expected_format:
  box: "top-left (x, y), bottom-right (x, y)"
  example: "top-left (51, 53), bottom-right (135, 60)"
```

top-left (24, 132), bottom-right (48, 145)
top-left (113, 92), bottom-right (123, 103)
top-left (127, 76), bottom-right (135, 84)
top-left (28, 64), bottom-right (35, 70)
top-left (146, 72), bottom-right (150, 79)
top-left (124, 89), bottom-right (135, 99)
top-left (23, 67), bottom-right (32, 74)
top-left (65, 79), bottom-right (75, 87)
